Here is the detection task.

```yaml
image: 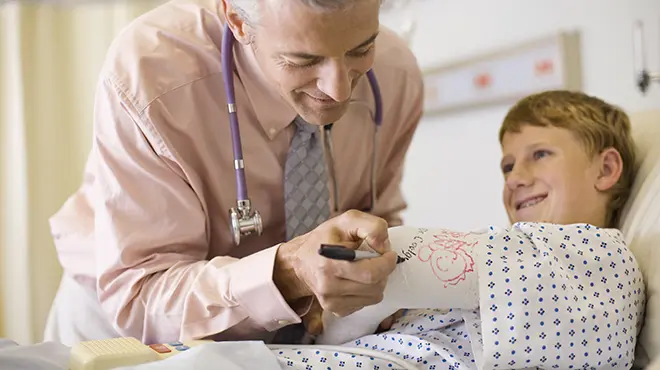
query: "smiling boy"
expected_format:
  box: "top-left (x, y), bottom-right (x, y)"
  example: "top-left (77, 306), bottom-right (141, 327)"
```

top-left (499, 90), bottom-right (637, 229)
top-left (271, 90), bottom-right (645, 370)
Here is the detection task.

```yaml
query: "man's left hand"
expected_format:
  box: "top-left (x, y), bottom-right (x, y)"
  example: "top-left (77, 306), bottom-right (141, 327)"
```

top-left (302, 302), bottom-right (404, 336)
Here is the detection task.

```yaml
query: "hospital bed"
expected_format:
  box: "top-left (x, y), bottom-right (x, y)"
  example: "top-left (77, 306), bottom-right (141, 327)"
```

top-left (2, 109), bottom-right (659, 370)
top-left (619, 109), bottom-right (660, 370)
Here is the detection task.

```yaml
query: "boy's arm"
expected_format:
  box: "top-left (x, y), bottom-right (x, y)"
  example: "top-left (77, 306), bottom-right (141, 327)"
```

top-left (476, 223), bottom-right (644, 370)
top-left (316, 225), bottom-right (484, 344)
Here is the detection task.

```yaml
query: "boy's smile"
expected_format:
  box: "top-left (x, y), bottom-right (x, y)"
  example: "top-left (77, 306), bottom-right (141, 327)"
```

top-left (515, 194), bottom-right (548, 212)
top-left (499, 125), bottom-right (621, 227)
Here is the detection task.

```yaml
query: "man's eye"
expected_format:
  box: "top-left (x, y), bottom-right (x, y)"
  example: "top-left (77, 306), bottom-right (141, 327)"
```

top-left (348, 47), bottom-right (373, 58)
top-left (282, 57), bottom-right (320, 69)
top-left (501, 163), bottom-right (513, 174)
top-left (287, 60), bottom-right (315, 68)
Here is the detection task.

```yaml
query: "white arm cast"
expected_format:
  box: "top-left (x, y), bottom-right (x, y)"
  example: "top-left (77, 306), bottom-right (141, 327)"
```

top-left (315, 225), bottom-right (484, 345)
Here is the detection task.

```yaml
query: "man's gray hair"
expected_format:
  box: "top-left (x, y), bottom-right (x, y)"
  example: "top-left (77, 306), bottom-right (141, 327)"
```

top-left (230, 0), bottom-right (382, 25)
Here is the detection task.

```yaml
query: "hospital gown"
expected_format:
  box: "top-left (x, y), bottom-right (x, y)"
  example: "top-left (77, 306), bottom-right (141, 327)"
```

top-left (273, 222), bottom-right (645, 370)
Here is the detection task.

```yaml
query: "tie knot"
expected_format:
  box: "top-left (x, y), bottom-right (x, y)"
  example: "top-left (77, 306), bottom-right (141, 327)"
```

top-left (294, 116), bottom-right (319, 135)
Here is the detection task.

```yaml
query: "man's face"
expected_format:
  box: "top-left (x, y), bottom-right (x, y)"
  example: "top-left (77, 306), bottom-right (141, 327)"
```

top-left (246, 0), bottom-right (380, 125)
top-left (500, 125), bottom-right (617, 227)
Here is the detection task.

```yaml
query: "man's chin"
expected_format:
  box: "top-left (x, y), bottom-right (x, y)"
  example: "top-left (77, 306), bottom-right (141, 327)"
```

top-left (297, 103), bottom-right (349, 125)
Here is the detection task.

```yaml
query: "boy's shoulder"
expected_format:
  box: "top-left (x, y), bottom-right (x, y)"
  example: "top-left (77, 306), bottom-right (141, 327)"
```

top-left (493, 222), bottom-right (623, 235)
top-left (486, 222), bottom-right (626, 245)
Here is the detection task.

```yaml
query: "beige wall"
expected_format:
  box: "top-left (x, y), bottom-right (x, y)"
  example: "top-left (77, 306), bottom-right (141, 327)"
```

top-left (0, 4), bottom-right (31, 341)
top-left (0, 6), bottom-right (7, 339)
top-left (0, 1), bottom-right (163, 344)
top-left (396, 0), bottom-right (660, 230)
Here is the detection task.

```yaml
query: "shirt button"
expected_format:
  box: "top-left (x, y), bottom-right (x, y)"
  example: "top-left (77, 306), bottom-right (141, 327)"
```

top-left (269, 128), bottom-right (277, 135)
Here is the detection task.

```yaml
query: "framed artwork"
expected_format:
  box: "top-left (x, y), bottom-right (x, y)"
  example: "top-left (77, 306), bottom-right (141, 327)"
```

top-left (422, 31), bottom-right (583, 116)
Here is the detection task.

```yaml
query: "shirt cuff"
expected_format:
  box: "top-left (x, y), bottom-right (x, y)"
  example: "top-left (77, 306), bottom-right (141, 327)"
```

top-left (226, 245), bottom-right (303, 332)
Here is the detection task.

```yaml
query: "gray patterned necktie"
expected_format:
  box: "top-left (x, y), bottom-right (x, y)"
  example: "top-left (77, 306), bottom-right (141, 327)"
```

top-left (272, 116), bottom-right (331, 345)
top-left (283, 116), bottom-right (331, 241)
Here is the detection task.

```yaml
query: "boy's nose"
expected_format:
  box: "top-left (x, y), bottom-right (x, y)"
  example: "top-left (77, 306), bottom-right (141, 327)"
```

top-left (506, 165), bottom-right (533, 190)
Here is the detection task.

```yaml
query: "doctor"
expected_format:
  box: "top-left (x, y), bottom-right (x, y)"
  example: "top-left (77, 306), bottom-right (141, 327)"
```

top-left (45, 0), bottom-right (424, 346)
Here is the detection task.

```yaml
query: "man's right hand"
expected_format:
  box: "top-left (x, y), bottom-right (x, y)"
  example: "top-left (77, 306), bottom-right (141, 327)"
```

top-left (273, 210), bottom-right (398, 320)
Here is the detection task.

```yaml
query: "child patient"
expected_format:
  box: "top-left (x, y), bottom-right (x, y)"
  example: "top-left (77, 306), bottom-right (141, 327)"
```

top-left (274, 90), bottom-right (645, 370)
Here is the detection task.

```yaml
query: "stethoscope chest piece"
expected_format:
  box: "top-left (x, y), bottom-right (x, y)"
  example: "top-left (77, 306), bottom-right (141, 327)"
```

top-left (229, 199), bottom-right (263, 246)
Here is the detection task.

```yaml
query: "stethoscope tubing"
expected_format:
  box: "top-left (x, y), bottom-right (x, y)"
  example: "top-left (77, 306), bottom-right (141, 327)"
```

top-left (221, 23), bottom-right (249, 202)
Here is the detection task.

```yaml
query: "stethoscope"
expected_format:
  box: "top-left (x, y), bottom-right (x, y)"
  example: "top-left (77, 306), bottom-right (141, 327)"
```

top-left (221, 24), bottom-right (383, 246)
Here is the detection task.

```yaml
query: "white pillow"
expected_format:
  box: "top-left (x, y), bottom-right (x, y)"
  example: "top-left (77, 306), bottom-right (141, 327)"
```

top-left (617, 109), bottom-right (660, 369)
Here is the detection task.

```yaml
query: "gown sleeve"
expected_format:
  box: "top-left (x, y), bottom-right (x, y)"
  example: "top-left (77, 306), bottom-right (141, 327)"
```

top-left (475, 222), bottom-right (645, 370)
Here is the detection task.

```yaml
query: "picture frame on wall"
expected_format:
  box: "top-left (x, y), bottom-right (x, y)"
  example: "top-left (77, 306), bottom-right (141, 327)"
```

top-left (422, 31), bottom-right (583, 116)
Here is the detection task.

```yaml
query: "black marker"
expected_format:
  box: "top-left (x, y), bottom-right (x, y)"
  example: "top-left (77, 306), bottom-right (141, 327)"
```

top-left (319, 244), bottom-right (405, 264)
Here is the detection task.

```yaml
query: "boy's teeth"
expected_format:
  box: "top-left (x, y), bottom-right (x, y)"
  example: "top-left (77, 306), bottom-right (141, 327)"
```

top-left (520, 196), bottom-right (545, 209)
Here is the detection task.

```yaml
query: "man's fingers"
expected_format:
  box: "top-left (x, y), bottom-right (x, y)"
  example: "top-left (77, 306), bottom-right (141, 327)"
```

top-left (335, 210), bottom-right (391, 253)
top-left (335, 251), bottom-right (398, 284)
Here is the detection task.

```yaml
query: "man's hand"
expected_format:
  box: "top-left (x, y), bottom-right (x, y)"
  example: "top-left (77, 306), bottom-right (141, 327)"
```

top-left (274, 210), bottom-right (398, 319)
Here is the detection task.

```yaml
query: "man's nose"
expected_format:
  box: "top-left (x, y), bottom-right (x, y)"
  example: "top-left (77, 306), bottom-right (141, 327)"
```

top-left (506, 164), bottom-right (533, 190)
top-left (316, 60), bottom-right (351, 102)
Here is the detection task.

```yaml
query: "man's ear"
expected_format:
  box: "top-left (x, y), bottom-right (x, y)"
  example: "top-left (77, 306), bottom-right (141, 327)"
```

top-left (218, 0), bottom-right (253, 45)
top-left (594, 147), bottom-right (624, 192)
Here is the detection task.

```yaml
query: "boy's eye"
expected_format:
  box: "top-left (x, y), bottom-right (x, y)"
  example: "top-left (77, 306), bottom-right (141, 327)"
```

top-left (533, 150), bottom-right (551, 160)
top-left (501, 163), bottom-right (514, 174)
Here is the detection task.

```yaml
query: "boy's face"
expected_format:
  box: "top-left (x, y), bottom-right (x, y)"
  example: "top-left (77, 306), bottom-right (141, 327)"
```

top-left (500, 125), bottom-right (621, 227)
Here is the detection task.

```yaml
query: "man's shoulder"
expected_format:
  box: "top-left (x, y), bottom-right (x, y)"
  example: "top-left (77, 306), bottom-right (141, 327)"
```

top-left (100, 0), bottom-right (222, 111)
top-left (372, 26), bottom-right (423, 88)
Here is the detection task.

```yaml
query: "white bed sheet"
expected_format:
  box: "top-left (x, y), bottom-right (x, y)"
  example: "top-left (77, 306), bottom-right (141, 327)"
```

top-left (0, 338), bottom-right (69, 370)
top-left (0, 333), bottom-right (645, 370)
top-left (0, 337), bottom-right (411, 370)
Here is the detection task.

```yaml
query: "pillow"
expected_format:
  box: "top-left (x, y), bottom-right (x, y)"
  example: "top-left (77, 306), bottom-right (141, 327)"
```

top-left (617, 109), bottom-right (660, 369)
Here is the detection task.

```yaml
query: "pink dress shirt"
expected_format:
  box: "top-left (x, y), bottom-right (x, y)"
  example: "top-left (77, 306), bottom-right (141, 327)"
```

top-left (47, 0), bottom-right (424, 345)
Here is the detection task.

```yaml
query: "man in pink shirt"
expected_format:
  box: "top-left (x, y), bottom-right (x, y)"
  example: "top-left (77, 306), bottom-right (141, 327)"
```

top-left (45, 0), bottom-right (424, 346)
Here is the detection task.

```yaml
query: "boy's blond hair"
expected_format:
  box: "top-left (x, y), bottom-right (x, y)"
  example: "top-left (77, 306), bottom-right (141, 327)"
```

top-left (498, 90), bottom-right (637, 228)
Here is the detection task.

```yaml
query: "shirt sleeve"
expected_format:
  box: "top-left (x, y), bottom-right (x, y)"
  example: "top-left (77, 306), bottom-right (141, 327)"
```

top-left (372, 71), bottom-right (424, 227)
top-left (92, 76), bottom-right (301, 344)
top-left (475, 223), bottom-right (645, 370)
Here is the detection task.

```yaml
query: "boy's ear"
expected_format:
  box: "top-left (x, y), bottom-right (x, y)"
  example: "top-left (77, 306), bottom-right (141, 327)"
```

top-left (594, 147), bottom-right (623, 192)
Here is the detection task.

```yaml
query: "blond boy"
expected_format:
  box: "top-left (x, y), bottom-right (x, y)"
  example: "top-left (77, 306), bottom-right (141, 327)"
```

top-left (270, 90), bottom-right (645, 370)
top-left (498, 89), bottom-right (637, 229)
